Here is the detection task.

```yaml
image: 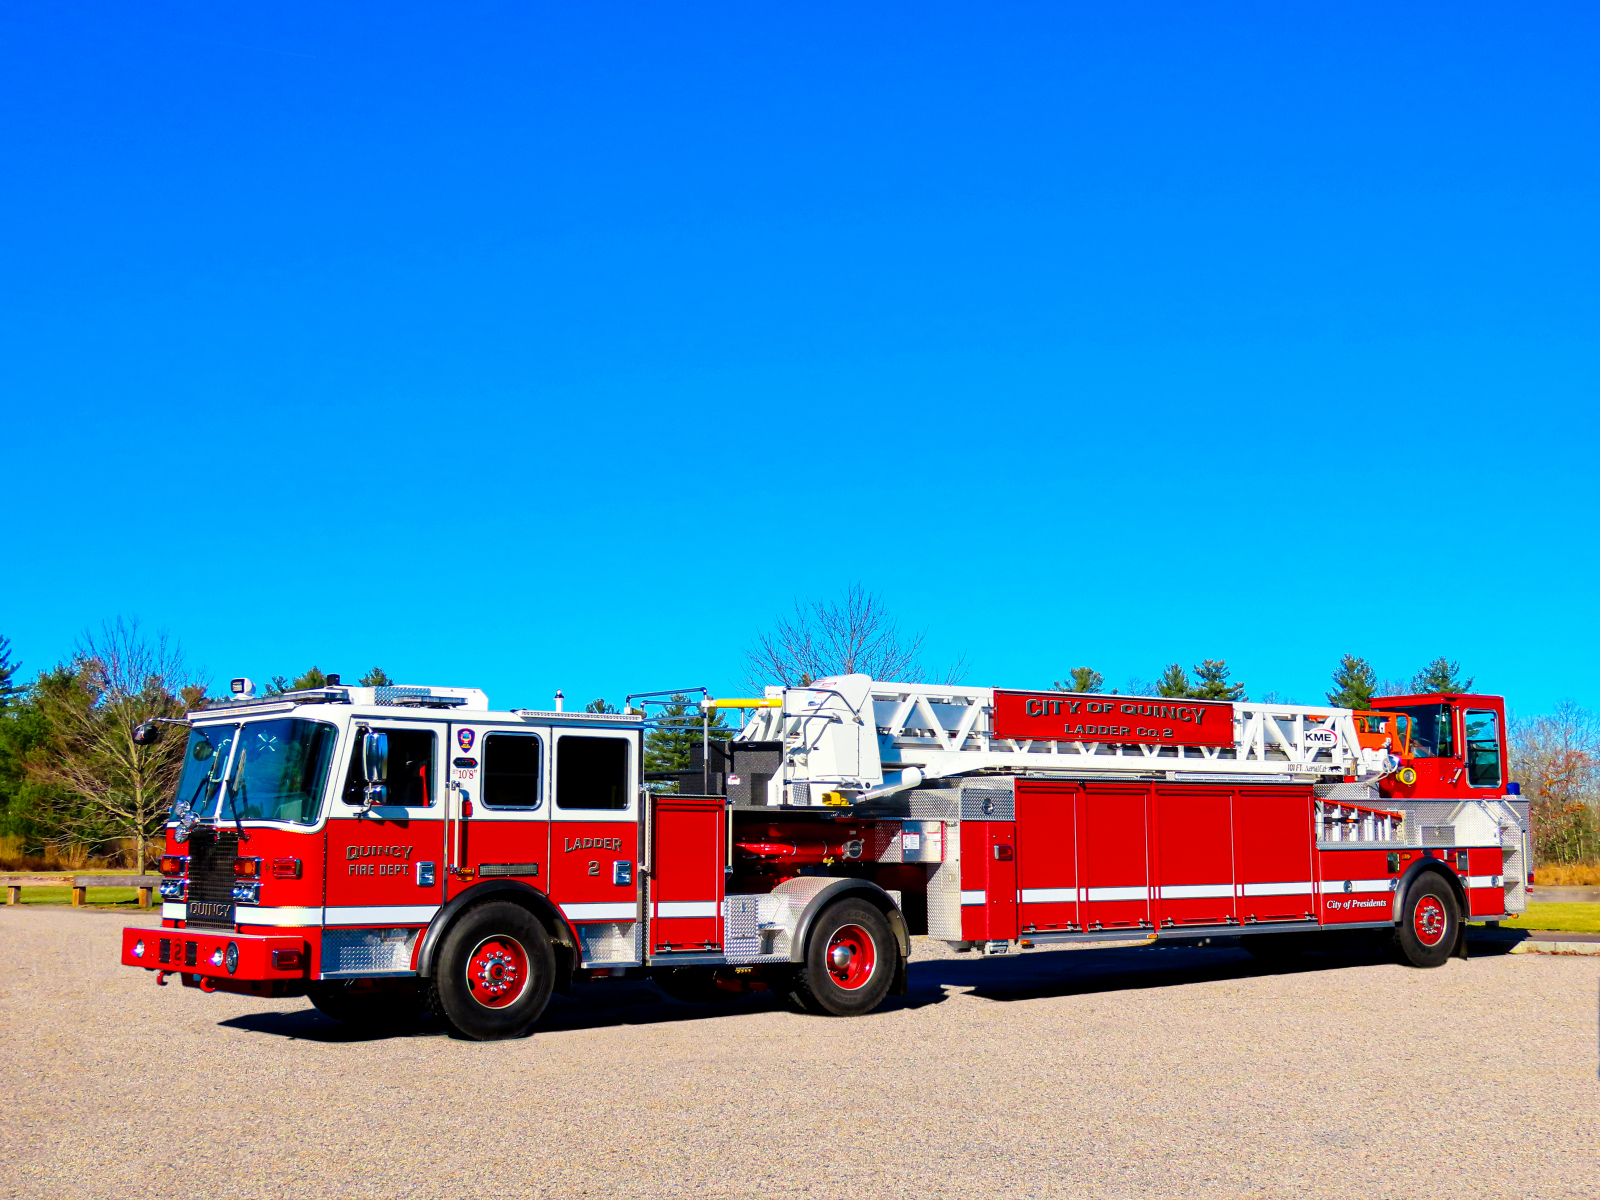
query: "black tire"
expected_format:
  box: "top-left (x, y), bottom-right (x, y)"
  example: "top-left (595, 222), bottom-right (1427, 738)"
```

top-left (427, 901), bottom-right (557, 1040)
top-left (1392, 873), bottom-right (1459, 968)
top-left (306, 980), bottom-right (426, 1033)
top-left (1242, 933), bottom-right (1308, 960)
top-left (785, 899), bottom-right (898, 1017)
top-left (652, 967), bottom-right (742, 1005)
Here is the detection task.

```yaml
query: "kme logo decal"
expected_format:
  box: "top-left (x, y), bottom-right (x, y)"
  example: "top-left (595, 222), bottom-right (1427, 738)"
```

top-left (457, 728), bottom-right (475, 753)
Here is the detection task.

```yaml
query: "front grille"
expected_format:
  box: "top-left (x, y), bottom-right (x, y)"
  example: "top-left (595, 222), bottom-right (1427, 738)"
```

top-left (184, 828), bottom-right (239, 928)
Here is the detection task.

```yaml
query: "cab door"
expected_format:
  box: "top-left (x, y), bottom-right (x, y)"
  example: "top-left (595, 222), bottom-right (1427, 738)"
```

top-left (448, 722), bottom-right (549, 896)
top-left (324, 718), bottom-right (449, 924)
top-left (548, 727), bottom-right (642, 965)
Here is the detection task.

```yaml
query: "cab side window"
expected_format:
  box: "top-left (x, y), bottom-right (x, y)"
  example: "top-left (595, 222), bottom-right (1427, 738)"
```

top-left (1465, 710), bottom-right (1502, 787)
top-left (482, 733), bottom-right (542, 810)
top-left (341, 727), bottom-right (436, 806)
top-left (556, 736), bottom-right (629, 810)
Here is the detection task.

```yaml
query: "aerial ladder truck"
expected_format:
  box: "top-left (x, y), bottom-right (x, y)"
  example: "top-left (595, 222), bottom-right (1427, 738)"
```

top-left (121, 672), bottom-right (1527, 1039)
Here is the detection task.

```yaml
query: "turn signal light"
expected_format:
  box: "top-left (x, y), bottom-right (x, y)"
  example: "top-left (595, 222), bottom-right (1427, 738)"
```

top-left (233, 857), bottom-right (262, 879)
top-left (159, 855), bottom-right (188, 877)
top-left (271, 949), bottom-right (303, 970)
top-left (993, 845), bottom-right (1014, 861)
top-left (271, 857), bottom-right (302, 879)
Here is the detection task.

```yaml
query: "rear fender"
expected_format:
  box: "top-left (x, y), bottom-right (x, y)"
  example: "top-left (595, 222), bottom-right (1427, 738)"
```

top-left (775, 877), bottom-right (910, 964)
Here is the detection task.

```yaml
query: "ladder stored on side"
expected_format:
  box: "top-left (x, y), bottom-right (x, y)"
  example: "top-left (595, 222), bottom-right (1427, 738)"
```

top-left (719, 675), bottom-right (1404, 807)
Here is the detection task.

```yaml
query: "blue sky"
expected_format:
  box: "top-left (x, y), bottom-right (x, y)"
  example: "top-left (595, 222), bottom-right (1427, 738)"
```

top-left (3, 2), bottom-right (1597, 715)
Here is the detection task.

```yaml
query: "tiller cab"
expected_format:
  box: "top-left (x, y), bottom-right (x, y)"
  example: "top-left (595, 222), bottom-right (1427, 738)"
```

top-left (122, 676), bottom-right (1528, 1039)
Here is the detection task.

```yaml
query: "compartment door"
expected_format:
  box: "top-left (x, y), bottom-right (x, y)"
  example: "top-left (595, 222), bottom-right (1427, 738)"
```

top-left (1233, 786), bottom-right (1316, 923)
top-left (650, 795), bottom-right (726, 952)
top-left (1016, 781), bottom-right (1079, 932)
top-left (1152, 786), bottom-right (1236, 928)
top-left (1078, 784), bottom-right (1151, 930)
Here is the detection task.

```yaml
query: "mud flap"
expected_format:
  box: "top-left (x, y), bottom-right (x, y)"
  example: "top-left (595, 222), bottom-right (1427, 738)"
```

top-left (1455, 920), bottom-right (1469, 960)
top-left (891, 949), bottom-right (908, 996)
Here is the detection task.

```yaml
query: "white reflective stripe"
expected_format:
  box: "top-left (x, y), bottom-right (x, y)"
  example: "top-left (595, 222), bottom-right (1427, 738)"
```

top-left (1084, 886), bottom-right (1146, 902)
top-left (161, 903), bottom-right (185, 919)
top-left (1020, 888), bottom-right (1075, 903)
top-left (236, 905), bottom-right (324, 927)
top-left (1347, 879), bottom-right (1393, 895)
top-left (1469, 875), bottom-right (1503, 888)
top-left (1158, 884), bottom-right (1234, 899)
top-left (960, 890), bottom-right (986, 905)
top-left (657, 901), bottom-right (718, 918)
top-left (1242, 881), bottom-right (1314, 896)
top-left (560, 902), bottom-right (637, 921)
top-left (324, 904), bottom-right (440, 924)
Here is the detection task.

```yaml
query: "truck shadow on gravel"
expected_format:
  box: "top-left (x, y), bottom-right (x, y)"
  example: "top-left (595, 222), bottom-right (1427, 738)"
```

top-left (218, 932), bottom-right (1519, 1042)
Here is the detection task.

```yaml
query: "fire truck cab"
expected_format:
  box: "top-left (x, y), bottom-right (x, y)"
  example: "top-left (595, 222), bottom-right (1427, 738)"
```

top-left (121, 676), bottom-right (1528, 1040)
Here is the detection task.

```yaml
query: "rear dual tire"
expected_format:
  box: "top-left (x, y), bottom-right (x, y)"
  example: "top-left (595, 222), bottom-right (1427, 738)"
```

top-left (783, 899), bottom-right (897, 1017)
top-left (1392, 874), bottom-right (1459, 968)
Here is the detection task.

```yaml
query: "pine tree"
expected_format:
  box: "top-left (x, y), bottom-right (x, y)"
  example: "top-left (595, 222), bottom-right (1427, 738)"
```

top-left (360, 667), bottom-right (392, 687)
top-left (1053, 667), bottom-right (1105, 693)
top-left (1327, 654), bottom-right (1377, 709)
top-left (1410, 657), bottom-right (1474, 694)
top-left (1156, 663), bottom-right (1191, 698)
top-left (1190, 659), bottom-right (1245, 701)
top-left (584, 698), bottom-right (617, 714)
top-left (645, 694), bottom-right (731, 777)
top-left (292, 667), bottom-right (329, 690)
top-left (0, 636), bottom-right (22, 707)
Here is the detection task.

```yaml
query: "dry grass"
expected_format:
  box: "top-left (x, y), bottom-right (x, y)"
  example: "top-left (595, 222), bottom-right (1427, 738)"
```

top-left (0, 834), bottom-right (130, 874)
top-left (1533, 863), bottom-right (1600, 886)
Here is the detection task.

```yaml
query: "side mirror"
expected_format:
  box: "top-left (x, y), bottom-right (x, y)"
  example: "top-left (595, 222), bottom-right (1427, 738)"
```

top-left (362, 731), bottom-right (389, 782)
top-left (133, 721), bottom-right (161, 746)
top-left (362, 731), bottom-right (389, 807)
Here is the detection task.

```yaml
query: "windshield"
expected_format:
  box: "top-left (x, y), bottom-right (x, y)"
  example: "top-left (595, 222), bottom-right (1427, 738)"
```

top-left (226, 718), bottom-right (340, 823)
top-left (182, 718), bottom-right (340, 825)
top-left (172, 724), bottom-right (237, 818)
top-left (1386, 703), bottom-right (1455, 759)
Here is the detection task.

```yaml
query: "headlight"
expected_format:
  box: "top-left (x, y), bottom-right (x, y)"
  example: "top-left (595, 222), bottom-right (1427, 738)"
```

top-left (209, 948), bottom-right (224, 967)
top-left (132, 939), bottom-right (146, 959)
top-left (158, 880), bottom-right (186, 901)
top-left (231, 882), bottom-right (260, 904)
top-left (224, 943), bottom-right (239, 974)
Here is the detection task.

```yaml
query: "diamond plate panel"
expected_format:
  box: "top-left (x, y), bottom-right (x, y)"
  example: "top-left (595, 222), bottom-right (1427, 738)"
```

top-left (577, 921), bottom-right (640, 966)
top-left (322, 927), bottom-right (419, 975)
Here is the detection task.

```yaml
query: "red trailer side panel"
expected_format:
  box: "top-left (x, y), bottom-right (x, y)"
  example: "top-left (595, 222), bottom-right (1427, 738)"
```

top-left (1016, 782), bottom-right (1079, 932)
top-left (1152, 786), bottom-right (1236, 927)
top-left (1079, 784), bottom-right (1150, 929)
top-left (1233, 786), bottom-right (1316, 924)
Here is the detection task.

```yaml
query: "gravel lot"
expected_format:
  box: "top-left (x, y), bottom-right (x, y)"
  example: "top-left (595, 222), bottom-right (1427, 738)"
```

top-left (2, 907), bottom-right (1595, 1200)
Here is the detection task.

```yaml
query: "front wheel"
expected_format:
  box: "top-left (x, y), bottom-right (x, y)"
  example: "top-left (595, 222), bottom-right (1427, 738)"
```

top-left (1392, 875), bottom-right (1459, 968)
top-left (428, 901), bottom-right (557, 1040)
top-left (785, 899), bottom-right (898, 1017)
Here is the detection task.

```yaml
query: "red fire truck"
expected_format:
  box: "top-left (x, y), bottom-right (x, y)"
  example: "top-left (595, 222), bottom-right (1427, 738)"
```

top-left (121, 674), bottom-right (1528, 1040)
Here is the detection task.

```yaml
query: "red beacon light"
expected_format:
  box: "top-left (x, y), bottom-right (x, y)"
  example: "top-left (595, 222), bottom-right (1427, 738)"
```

top-left (271, 857), bottom-right (303, 880)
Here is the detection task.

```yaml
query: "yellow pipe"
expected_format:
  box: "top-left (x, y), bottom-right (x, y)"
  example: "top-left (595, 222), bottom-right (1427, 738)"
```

top-left (706, 697), bottom-right (782, 708)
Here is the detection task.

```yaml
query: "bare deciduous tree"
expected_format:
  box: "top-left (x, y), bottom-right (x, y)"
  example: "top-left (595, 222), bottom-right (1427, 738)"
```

top-left (743, 585), bottom-right (966, 692)
top-left (1511, 701), bottom-right (1600, 867)
top-left (30, 619), bottom-right (205, 869)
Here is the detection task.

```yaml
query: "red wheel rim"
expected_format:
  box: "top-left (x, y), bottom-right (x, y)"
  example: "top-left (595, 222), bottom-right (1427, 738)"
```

top-left (466, 935), bottom-right (529, 1009)
top-left (1413, 895), bottom-right (1448, 947)
top-left (824, 923), bottom-right (877, 991)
